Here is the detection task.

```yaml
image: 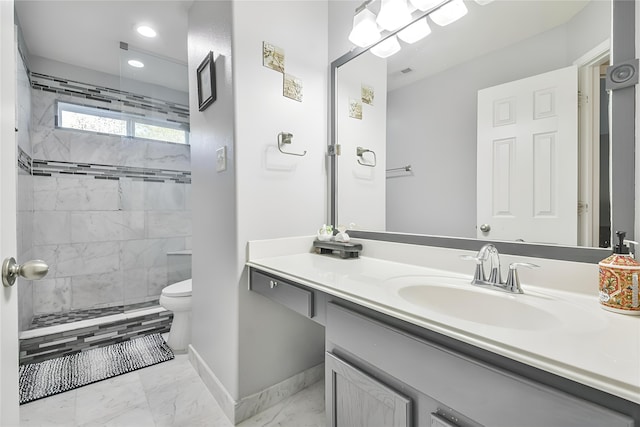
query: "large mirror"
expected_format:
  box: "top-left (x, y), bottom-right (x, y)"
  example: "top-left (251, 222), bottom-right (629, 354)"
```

top-left (332, 0), bottom-right (636, 262)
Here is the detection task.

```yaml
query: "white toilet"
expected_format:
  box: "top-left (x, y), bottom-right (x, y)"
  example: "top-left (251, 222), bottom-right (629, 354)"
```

top-left (159, 279), bottom-right (192, 353)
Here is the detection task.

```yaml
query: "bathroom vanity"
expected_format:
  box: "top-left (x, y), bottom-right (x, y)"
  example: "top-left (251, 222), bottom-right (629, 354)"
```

top-left (247, 237), bottom-right (640, 427)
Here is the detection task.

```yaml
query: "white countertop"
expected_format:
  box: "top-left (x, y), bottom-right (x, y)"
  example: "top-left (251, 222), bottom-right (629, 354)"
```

top-left (247, 247), bottom-right (640, 405)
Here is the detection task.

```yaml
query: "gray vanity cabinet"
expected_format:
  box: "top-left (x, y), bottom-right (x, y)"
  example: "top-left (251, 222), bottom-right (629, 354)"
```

top-left (326, 352), bottom-right (412, 427)
top-left (326, 302), bottom-right (634, 427)
top-left (248, 267), bottom-right (638, 427)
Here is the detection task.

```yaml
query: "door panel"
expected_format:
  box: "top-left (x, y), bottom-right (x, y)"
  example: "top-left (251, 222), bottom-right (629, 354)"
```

top-left (477, 65), bottom-right (578, 245)
top-left (0, 0), bottom-right (20, 423)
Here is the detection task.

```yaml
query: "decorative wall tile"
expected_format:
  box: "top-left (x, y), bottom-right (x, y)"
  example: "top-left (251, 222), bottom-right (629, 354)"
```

top-left (283, 73), bottom-right (303, 102)
top-left (263, 41), bottom-right (285, 73)
top-left (20, 309), bottom-right (173, 364)
top-left (30, 72), bottom-right (189, 126)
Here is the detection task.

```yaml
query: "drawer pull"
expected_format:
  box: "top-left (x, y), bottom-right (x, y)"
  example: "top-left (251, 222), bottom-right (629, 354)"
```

top-left (270, 280), bottom-right (279, 289)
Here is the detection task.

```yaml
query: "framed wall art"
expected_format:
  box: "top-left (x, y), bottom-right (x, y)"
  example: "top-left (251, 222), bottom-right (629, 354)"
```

top-left (197, 51), bottom-right (216, 111)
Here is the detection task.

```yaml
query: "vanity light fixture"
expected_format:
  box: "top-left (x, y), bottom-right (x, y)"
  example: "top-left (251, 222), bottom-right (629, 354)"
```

top-left (398, 17), bottom-right (431, 44)
top-left (429, 0), bottom-right (468, 26)
top-left (370, 35), bottom-right (402, 58)
top-left (136, 25), bottom-right (157, 38)
top-left (128, 59), bottom-right (144, 68)
top-left (376, 0), bottom-right (413, 31)
top-left (348, 6), bottom-right (382, 47)
top-left (408, 0), bottom-right (443, 12)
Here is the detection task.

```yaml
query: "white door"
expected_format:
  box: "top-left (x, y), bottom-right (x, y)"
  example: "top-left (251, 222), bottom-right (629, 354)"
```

top-left (477, 65), bottom-right (578, 245)
top-left (0, 0), bottom-right (19, 424)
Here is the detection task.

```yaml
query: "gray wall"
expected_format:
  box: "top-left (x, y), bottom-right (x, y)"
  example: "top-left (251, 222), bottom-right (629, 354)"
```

top-left (385, 0), bottom-right (610, 237)
top-left (188, 0), bottom-right (327, 404)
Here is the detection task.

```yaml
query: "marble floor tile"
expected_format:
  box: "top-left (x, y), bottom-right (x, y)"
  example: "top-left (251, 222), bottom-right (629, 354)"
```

top-left (20, 354), bottom-right (326, 427)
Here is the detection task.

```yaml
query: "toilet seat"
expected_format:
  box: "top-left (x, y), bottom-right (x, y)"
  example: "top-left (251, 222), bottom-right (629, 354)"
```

top-left (162, 279), bottom-right (192, 297)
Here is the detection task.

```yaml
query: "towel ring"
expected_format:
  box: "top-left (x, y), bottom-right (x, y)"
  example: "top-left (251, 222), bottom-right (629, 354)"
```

top-left (356, 146), bottom-right (376, 167)
top-left (278, 132), bottom-right (307, 157)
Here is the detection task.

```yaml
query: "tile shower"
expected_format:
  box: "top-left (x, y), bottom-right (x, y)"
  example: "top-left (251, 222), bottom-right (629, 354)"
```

top-left (16, 54), bottom-right (191, 364)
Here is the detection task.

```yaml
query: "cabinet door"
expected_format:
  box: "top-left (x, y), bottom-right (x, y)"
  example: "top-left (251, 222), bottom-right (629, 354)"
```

top-left (326, 352), bottom-right (412, 427)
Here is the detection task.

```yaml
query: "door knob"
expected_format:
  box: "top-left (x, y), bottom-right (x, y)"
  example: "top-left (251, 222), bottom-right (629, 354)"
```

top-left (479, 224), bottom-right (491, 233)
top-left (2, 257), bottom-right (49, 287)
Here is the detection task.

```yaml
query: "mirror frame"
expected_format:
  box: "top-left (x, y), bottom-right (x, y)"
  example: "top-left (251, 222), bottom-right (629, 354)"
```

top-left (330, 0), bottom-right (635, 264)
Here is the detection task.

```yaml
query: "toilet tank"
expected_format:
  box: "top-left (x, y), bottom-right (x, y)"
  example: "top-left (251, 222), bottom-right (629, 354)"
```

top-left (167, 250), bottom-right (192, 284)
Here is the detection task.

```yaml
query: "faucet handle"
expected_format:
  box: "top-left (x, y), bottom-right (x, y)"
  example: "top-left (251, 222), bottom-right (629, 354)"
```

top-left (460, 255), bottom-right (485, 283)
top-left (505, 262), bottom-right (539, 294)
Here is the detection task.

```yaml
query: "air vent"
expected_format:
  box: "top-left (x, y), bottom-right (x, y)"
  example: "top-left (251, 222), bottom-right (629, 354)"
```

top-left (400, 67), bottom-right (413, 74)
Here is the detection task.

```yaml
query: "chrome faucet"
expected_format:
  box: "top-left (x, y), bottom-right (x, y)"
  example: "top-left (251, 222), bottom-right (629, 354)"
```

top-left (461, 244), bottom-right (538, 294)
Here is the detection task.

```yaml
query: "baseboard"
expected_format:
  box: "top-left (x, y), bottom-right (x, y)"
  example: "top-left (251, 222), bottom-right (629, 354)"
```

top-left (187, 345), bottom-right (236, 422)
top-left (188, 345), bottom-right (324, 424)
top-left (234, 361), bottom-right (325, 423)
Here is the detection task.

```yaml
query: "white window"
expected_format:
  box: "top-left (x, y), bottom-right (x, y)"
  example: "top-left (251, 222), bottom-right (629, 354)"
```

top-left (57, 102), bottom-right (189, 145)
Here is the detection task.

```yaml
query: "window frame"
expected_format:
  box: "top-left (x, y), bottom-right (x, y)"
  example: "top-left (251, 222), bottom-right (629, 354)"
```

top-left (56, 101), bottom-right (190, 145)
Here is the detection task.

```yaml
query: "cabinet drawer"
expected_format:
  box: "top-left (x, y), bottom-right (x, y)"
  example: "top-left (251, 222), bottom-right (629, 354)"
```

top-left (249, 268), bottom-right (314, 318)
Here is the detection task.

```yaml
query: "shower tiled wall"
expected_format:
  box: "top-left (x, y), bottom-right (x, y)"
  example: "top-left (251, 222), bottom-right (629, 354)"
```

top-left (26, 73), bottom-right (192, 318)
top-left (17, 52), bottom-right (34, 332)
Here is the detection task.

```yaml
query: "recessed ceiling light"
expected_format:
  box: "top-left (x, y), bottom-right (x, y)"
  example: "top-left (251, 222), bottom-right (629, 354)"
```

top-left (136, 25), bottom-right (157, 38)
top-left (128, 59), bottom-right (144, 68)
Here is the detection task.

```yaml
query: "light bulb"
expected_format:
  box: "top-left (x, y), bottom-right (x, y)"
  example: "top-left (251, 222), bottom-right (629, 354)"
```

top-left (398, 17), bottom-right (431, 44)
top-left (136, 25), bottom-right (157, 38)
top-left (409, 0), bottom-right (443, 12)
top-left (376, 0), bottom-right (413, 31)
top-left (429, 0), bottom-right (468, 26)
top-left (128, 60), bottom-right (144, 68)
top-left (348, 8), bottom-right (382, 47)
top-left (370, 36), bottom-right (401, 58)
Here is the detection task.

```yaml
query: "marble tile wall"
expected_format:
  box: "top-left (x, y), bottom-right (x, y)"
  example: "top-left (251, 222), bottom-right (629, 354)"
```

top-left (31, 175), bottom-right (192, 315)
top-left (17, 52), bottom-right (34, 332)
top-left (26, 75), bottom-right (192, 317)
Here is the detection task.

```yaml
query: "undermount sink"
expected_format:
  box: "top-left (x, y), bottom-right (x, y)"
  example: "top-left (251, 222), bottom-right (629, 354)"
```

top-left (383, 274), bottom-right (606, 332)
top-left (397, 284), bottom-right (558, 330)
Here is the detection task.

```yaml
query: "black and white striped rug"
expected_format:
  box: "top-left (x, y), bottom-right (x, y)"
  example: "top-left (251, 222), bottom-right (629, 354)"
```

top-left (19, 333), bottom-right (174, 404)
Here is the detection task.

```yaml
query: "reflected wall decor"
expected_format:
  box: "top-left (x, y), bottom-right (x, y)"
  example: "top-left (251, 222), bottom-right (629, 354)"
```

top-left (197, 51), bottom-right (216, 111)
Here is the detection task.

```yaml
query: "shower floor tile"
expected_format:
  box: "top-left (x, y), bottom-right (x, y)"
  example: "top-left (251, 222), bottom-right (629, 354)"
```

top-left (29, 300), bottom-right (160, 329)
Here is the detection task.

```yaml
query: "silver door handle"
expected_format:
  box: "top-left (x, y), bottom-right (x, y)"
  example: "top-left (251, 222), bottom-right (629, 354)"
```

top-left (2, 257), bottom-right (49, 287)
top-left (479, 224), bottom-right (491, 232)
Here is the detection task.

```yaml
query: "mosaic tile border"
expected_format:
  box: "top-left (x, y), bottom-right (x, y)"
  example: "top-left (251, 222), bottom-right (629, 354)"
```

top-left (32, 159), bottom-right (191, 184)
top-left (30, 300), bottom-right (161, 329)
top-left (20, 309), bottom-right (173, 365)
top-left (30, 72), bottom-right (189, 126)
top-left (18, 146), bottom-right (32, 174)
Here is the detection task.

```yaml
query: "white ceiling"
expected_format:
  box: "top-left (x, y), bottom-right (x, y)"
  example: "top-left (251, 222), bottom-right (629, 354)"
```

top-left (15, 0), bottom-right (192, 92)
top-left (15, 0), bottom-right (591, 94)
top-left (386, 0), bottom-right (590, 90)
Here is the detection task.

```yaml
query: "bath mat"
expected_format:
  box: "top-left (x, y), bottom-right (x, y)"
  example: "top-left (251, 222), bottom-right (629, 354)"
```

top-left (19, 333), bottom-right (174, 404)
